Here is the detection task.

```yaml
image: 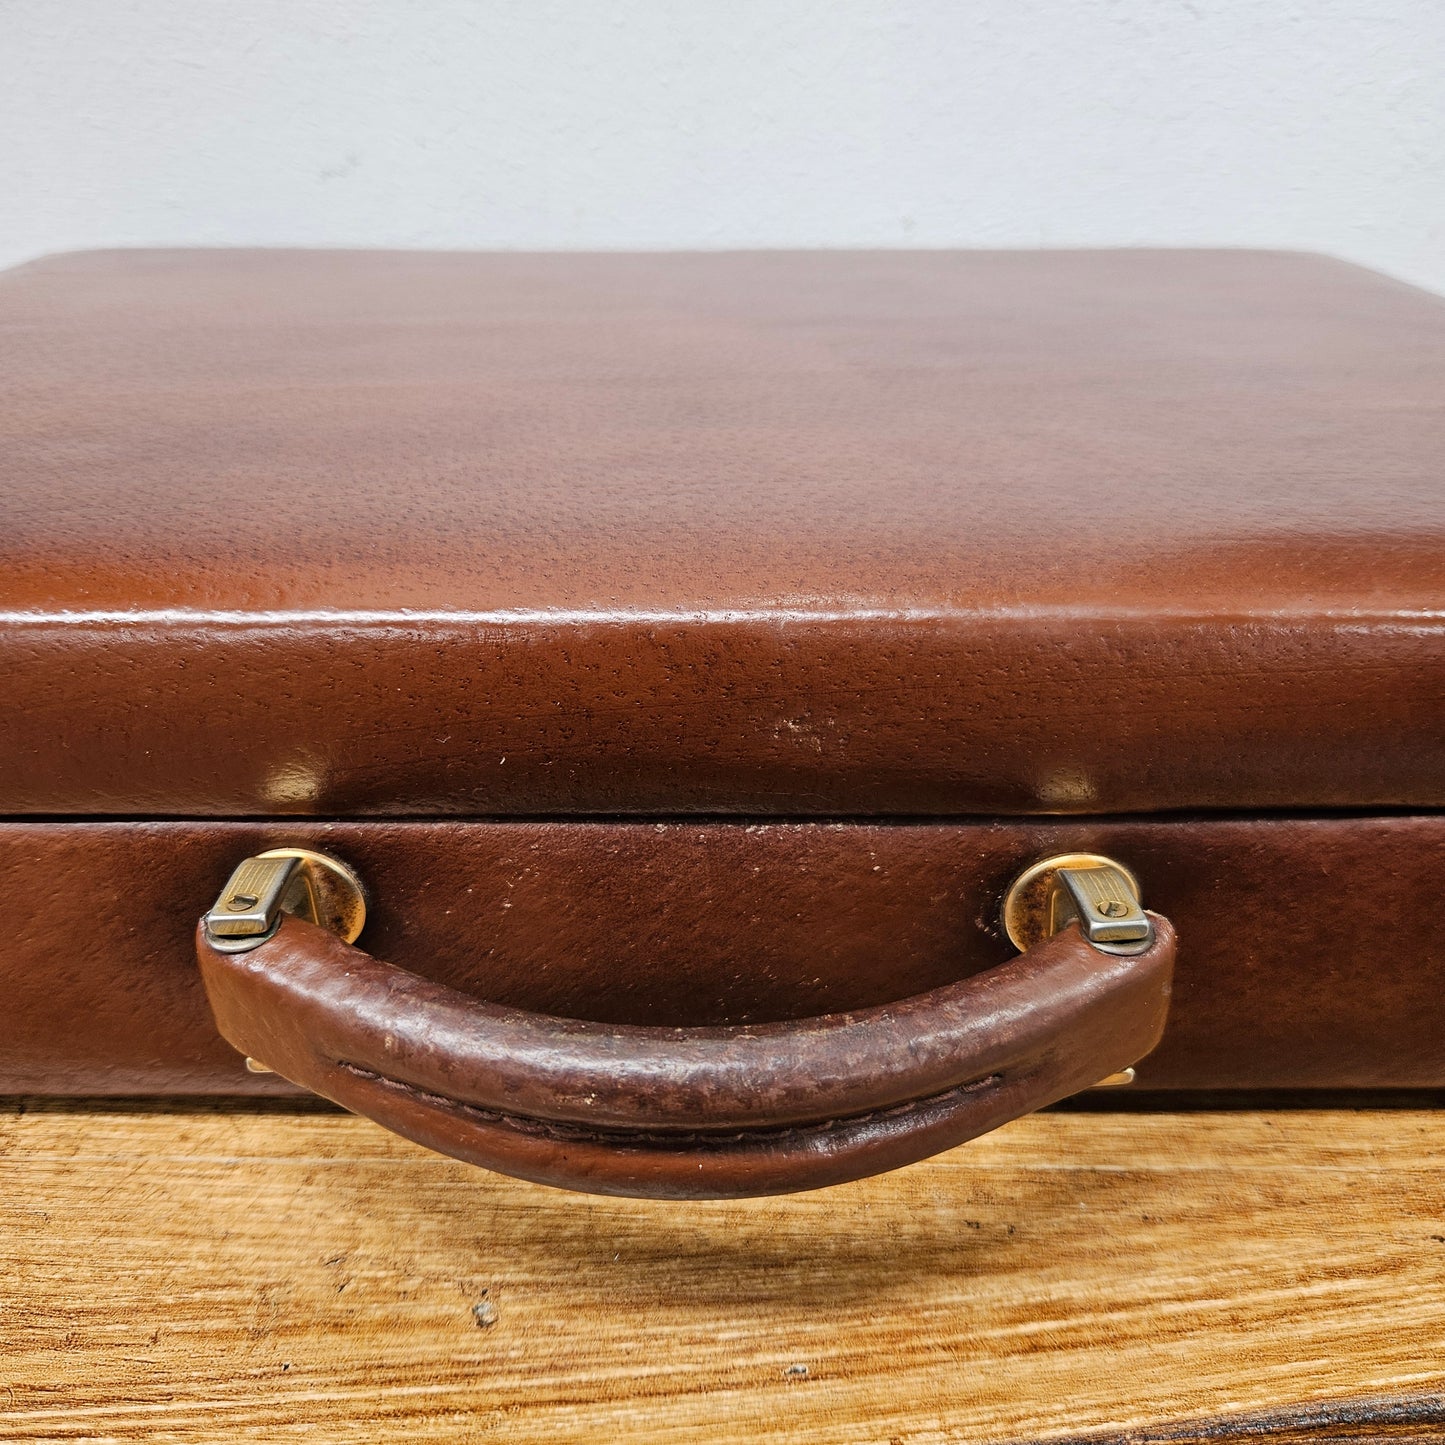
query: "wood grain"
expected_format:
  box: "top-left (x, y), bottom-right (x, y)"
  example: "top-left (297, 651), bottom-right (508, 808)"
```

top-left (1, 1105), bottom-right (1443, 1443)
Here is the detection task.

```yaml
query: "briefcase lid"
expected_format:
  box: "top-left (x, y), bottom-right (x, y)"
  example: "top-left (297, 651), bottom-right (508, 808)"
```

top-left (2, 248), bottom-right (1441, 817)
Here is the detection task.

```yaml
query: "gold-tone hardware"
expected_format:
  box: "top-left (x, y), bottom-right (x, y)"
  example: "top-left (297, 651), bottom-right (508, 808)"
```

top-left (204, 854), bottom-right (301, 941)
top-left (244, 1057), bottom-right (274, 1074)
top-left (202, 847), bottom-right (366, 954)
top-left (1090, 1068), bottom-right (1136, 1088)
top-left (1001, 852), bottom-right (1153, 957)
top-left (1057, 864), bottom-right (1151, 946)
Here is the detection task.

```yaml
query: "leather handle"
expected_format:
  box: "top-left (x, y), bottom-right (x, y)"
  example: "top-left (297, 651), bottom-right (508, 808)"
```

top-left (196, 908), bottom-right (1174, 1199)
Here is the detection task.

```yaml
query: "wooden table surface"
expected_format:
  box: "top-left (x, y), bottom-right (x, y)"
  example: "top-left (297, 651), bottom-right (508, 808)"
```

top-left (1, 1103), bottom-right (1442, 1444)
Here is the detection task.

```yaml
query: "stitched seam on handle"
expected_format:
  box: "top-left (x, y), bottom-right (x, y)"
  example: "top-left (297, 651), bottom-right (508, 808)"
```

top-left (334, 1061), bottom-right (1005, 1151)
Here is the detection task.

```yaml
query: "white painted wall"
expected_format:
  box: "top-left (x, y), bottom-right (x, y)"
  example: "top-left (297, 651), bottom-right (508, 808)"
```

top-left (3, 0), bottom-right (1443, 292)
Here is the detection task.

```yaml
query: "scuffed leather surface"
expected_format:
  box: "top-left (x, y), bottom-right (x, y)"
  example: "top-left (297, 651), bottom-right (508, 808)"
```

top-left (2, 248), bottom-right (1442, 816)
top-left (194, 913), bottom-right (1173, 1197)
top-left (2, 815), bottom-right (1442, 1096)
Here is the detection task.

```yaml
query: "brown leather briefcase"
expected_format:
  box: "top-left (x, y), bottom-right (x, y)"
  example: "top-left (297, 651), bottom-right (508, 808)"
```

top-left (3, 248), bottom-right (1441, 1198)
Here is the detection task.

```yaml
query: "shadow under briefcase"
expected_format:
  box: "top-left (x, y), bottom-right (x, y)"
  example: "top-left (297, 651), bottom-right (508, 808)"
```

top-left (2, 246), bottom-right (1440, 1197)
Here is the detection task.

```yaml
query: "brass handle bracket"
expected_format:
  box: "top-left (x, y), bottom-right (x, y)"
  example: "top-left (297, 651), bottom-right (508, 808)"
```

top-left (202, 848), bottom-right (366, 954)
top-left (1001, 852), bottom-right (1155, 957)
top-left (1002, 852), bottom-right (1158, 1091)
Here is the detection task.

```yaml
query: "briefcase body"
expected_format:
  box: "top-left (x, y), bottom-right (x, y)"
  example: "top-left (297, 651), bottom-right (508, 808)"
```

top-left (3, 248), bottom-right (1441, 1195)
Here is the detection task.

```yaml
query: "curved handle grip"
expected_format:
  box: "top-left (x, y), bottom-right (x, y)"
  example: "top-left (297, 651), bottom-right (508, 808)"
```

top-left (195, 892), bottom-right (1174, 1199)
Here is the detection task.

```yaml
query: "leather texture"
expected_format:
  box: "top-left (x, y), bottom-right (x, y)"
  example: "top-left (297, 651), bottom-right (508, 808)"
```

top-left (3, 816), bottom-right (1442, 1097)
top-left (194, 913), bottom-right (1174, 1197)
top-left (2, 248), bottom-right (1443, 817)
